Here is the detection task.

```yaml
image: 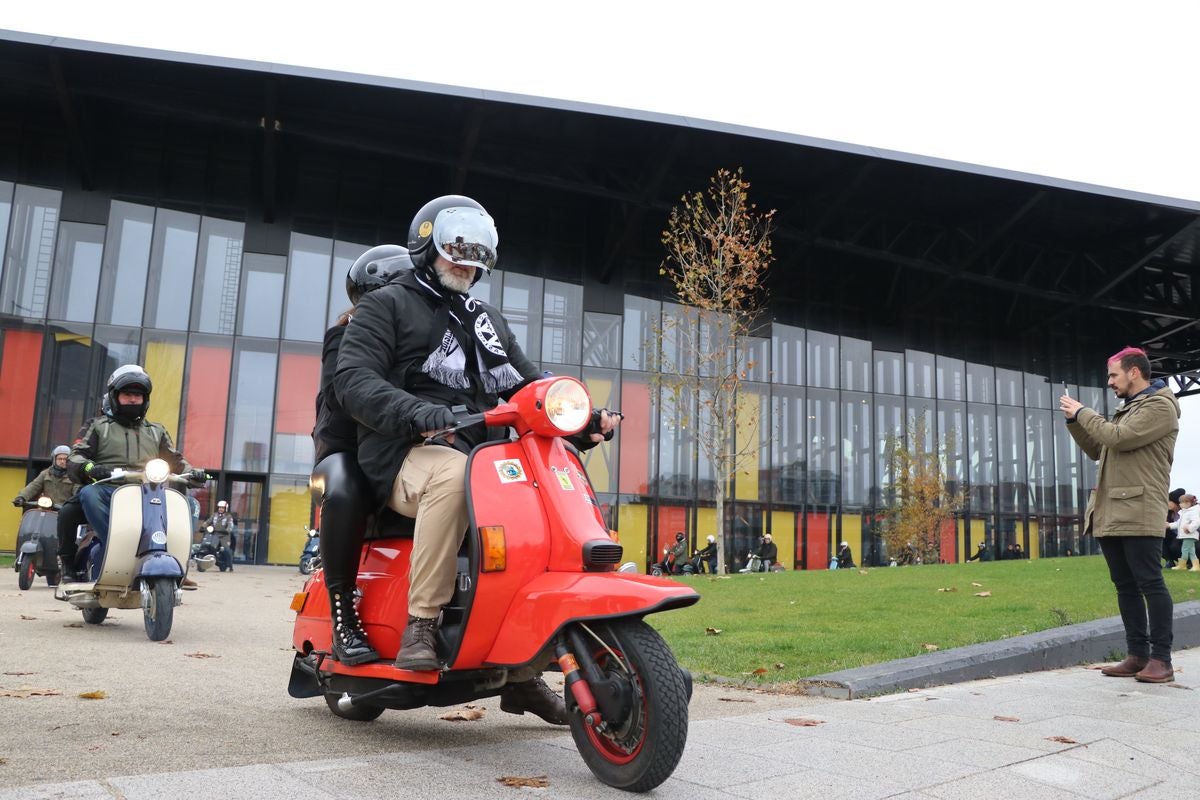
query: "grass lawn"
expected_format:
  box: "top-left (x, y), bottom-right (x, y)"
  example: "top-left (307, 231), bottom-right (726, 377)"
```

top-left (646, 555), bottom-right (1200, 684)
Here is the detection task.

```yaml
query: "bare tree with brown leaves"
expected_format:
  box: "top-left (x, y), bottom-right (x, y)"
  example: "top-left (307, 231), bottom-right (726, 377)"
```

top-left (880, 412), bottom-right (964, 565)
top-left (655, 168), bottom-right (774, 574)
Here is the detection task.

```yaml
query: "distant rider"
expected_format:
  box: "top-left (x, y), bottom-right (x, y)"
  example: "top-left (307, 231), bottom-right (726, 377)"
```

top-left (13, 445), bottom-right (76, 508)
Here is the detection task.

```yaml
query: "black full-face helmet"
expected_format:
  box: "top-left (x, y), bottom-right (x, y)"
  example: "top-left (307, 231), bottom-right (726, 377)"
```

top-left (346, 244), bottom-right (413, 305)
top-left (407, 195), bottom-right (498, 286)
top-left (106, 364), bottom-right (152, 422)
top-left (675, 532), bottom-right (686, 543)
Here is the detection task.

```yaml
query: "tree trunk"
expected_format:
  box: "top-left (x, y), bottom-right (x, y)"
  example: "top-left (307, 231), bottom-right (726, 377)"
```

top-left (715, 492), bottom-right (726, 574)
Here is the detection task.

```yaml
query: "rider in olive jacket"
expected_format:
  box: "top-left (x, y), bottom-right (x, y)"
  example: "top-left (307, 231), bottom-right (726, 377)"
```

top-left (14, 446), bottom-right (77, 508)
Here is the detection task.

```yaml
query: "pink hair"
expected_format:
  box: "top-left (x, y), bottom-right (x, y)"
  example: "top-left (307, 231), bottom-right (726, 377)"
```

top-left (1107, 346), bottom-right (1147, 364)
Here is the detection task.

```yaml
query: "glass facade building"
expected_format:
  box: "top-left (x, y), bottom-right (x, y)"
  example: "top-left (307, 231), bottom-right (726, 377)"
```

top-left (0, 180), bottom-right (1111, 567)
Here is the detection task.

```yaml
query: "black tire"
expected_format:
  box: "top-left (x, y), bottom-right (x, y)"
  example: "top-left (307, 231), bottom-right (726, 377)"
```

top-left (18, 559), bottom-right (34, 591)
top-left (566, 619), bottom-right (689, 792)
top-left (82, 607), bottom-right (109, 625)
top-left (143, 578), bottom-right (175, 641)
top-left (324, 692), bottom-right (385, 721)
top-left (299, 557), bottom-right (315, 575)
top-left (46, 571), bottom-right (60, 587)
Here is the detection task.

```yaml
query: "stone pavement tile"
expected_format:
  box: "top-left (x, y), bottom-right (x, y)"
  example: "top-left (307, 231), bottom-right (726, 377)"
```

top-left (278, 752), bottom-right (460, 800)
top-left (110, 764), bottom-right (314, 799)
top-left (896, 713), bottom-right (1069, 753)
top-left (1007, 751), bottom-right (1158, 799)
top-left (718, 714), bottom-right (958, 753)
top-left (1018, 714), bottom-right (1189, 750)
top-left (720, 764), bottom-right (903, 800)
top-left (903, 737), bottom-right (1051, 770)
top-left (0, 782), bottom-right (113, 800)
top-left (1121, 777), bottom-right (1194, 799)
top-left (922, 769), bottom-right (1093, 799)
top-left (783, 695), bottom-right (940, 724)
top-left (750, 736), bottom-right (981, 791)
top-left (666, 740), bottom-right (801, 788)
top-left (1058, 737), bottom-right (1200, 778)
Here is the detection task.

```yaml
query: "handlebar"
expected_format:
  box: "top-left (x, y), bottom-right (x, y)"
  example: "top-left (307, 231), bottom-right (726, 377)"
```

top-left (15, 498), bottom-right (61, 512)
top-left (417, 407), bottom-right (623, 445)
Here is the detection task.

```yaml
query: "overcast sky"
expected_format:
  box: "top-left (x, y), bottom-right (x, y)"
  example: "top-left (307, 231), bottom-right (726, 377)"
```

top-left (5, 0), bottom-right (1199, 484)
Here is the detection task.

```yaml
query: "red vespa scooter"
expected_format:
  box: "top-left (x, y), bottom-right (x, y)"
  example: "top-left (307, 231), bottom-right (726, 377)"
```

top-left (289, 376), bottom-right (699, 792)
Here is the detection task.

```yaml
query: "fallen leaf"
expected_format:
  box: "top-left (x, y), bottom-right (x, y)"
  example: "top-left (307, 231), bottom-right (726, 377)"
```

top-left (1167, 683), bottom-right (1193, 691)
top-left (157, 640), bottom-right (174, 645)
top-left (993, 715), bottom-right (1020, 722)
top-left (185, 652), bottom-right (220, 659)
top-left (497, 776), bottom-right (549, 788)
top-left (858, 569), bottom-right (868, 575)
top-left (774, 663), bottom-right (786, 670)
top-left (718, 697), bottom-right (754, 703)
top-left (971, 582), bottom-right (983, 587)
top-left (62, 623), bottom-right (82, 628)
top-left (1046, 736), bottom-right (1077, 744)
top-left (937, 587), bottom-right (957, 592)
top-left (974, 591), bottom-right (992, 597)
top-left (440, 705), bottom-right (486, 721)
top-left (0, 687), bottom-right (60, 698)
top-left (907, 688), bottom-right (921, 693)
top-left (704, 627), bottom-right (722, 635)
top-left (2, 671), bottom-right (36, 676)
top-left (78, 690), bottom-right (107, 700)
top-left (110, 732), bottom-right (120, 737)
top-left (922, 643), bottom-right (939, 651)
top-left (751, 667), bottom-right (768, 676)
top-left (19, 615), bottom-right (36, 621)
top-left (782, 717), bottom-right (825, 726)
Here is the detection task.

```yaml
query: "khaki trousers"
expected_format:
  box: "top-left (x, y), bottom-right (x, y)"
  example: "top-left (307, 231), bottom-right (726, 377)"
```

top-left (389, 446), bottom-right (469, 619)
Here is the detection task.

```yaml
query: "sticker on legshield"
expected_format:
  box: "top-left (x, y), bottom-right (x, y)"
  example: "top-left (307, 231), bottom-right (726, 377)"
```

top-left (552, 466), bottom-right (574, 491)
top-left (495, 459), bottom-right (526, 483)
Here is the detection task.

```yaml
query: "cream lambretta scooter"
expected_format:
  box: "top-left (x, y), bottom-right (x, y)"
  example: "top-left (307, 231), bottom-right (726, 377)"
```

top-left (56, 459), bottom-right (195, 641)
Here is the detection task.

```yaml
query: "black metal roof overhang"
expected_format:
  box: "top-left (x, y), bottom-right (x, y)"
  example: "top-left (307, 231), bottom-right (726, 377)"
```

top-left (1, 31), bottom-right (1197, 392)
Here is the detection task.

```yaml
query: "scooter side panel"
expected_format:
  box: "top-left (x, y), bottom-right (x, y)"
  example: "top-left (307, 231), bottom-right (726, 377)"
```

top-left (483, 573), bottom-right (699, 666)
top-left (100, 485), bottom-right (145, 589)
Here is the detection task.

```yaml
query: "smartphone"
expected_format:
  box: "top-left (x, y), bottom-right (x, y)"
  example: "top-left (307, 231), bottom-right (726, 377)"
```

top-left (1062, 382), bottom-right (1070, 397)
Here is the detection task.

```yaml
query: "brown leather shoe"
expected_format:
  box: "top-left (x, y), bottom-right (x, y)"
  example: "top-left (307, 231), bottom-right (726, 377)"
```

top-left (1134, 658), bottom-right (1174, 683)
top-left (181, 577), bottom-right (199, 591)
top-left (394, 615), bottom-right (439, 671)
top-left (1100, 655), bottom-right (1148, 677)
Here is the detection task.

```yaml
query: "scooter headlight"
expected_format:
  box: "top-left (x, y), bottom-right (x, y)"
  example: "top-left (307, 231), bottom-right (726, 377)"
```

top-left (543, 378), bottom-right (591, 434)
top-left (36, 496), bottom-right (53, 509)
top-left (144, 459), bottom-right (170, 484)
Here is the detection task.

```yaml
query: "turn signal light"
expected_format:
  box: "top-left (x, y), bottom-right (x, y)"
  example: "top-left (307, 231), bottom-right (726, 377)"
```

top-left (480, 526), bottom-right (506, 572)
top-left (290, 592), bottom-right (307, 612)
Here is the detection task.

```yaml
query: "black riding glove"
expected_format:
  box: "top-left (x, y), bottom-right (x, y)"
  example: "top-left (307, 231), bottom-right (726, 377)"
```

top-left (411, 403), bottom-right (455, 435)
top-left (188, 469), bottom-right (210, 486)
top-left (11, 496), bottom-right (23, 507)
top-left (85, 463), bottom-right (112, 482)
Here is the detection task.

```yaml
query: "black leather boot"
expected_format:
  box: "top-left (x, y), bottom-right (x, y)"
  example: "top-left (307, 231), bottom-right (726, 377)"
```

top-left (500, 675), bottom-right (568, 725)
top-left (329, 589), bottom-right (379, 666)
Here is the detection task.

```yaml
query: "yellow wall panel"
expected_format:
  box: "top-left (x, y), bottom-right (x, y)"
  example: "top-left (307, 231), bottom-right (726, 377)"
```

top-left (841, 513), bottom-right (862, 570)
top-left (266, 480), bottom-right (311, 564)
top-left (770, 510), bottom-right (795, 569)
top-left (1028, 519), bottom-right (1040, 559)
top-left (617, 503), bottom-right (649, 571)
top-left (0, 467), bottom-right (27, 551)
top-left (734, 394), bottom-right (760, 501)
top-left (144, 341), bottom-right (185, 438)
top-left (581, 377), bottom-right (615, 493)
top-left (957, 518), bottom-right (967, 564)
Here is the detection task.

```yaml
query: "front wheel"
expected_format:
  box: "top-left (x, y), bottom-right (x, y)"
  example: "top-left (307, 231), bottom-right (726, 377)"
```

top-left (18, 559), bottom-right (34, 590)
top-left (566, 619), bottom-right (689, 792)
top-left (299, 557), bottom-right (316, 575)
top-left (143, 578), bottom-right (175, 641)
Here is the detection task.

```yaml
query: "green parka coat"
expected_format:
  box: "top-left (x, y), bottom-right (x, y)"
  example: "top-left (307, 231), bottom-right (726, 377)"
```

top-left (1068, 382), bottom-right (1180, 538)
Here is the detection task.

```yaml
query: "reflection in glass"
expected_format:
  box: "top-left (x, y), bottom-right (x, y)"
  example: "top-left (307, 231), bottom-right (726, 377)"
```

top-left (996, 368), bottom-right (1023, 406)
top-left (967, 362), bottom-right (995, 403)
top-left (283, 233), bottom-right (331, 342)
top-left (740, 336), bottom-right (770, 383)
top-left (542, 279), bottom-right (583, 364)
top-left (1027, 409), bottom-right (1054, 514)
top-left (622, 295), bottom-right (660, 372)
top-left (807, 388), bottom-right (838, 505)
top-left (771, 386), bottom-right (805, 503)
top-left (875, 351), bottom-right (903, 395)
top-left (581, 368), bottom-right (620, 493)
top-left (905, 350), bottom-right (935, 398)
top-left (227, 342), bottom-right (278, 471)
top-left (583, 311), bottom-right (621, 368)
top-left (48, 222), bottom-right (104, 323)
top-left (97, 201), bottom-right (153, 326)
top-left (501, 272), bottom-right (543, 361)
top-left (0, 182), bottom-right (13, 275)
top-left (806, 330), bottom-right (838, 389)
top-left (238, 253), bottom-right (286, 338)
top-left (32, 321), bottom-right (94, 454)
top-left (875, 396), bottom-right (903, 507)
top-left (772, 323), bottom-right (804, 385)
top-left (0, 184), bottom-right (62, 319)
top-left (841, 392), bottom-right (871, 507)
top-left (660, 302), bottom-right (696, 376)
top-left (996, 406), bottom-right (1026, 512)
top-left (841, 336), bottom-right (871, 392)
top-left (144, 209), bottom-right (199, 330)
top-left (936, 356), bottom-right (964, 401)
top-left (327, 241), bottom-right (370, 328)
top-left (968, 403), bottom-right (996, 511)
top-left (658, 379), bottom-right (696, 499)
top-left (192, 217), bottom-right (245, 335)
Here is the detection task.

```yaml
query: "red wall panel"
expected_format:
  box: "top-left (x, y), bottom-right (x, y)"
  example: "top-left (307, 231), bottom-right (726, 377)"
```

top-left (805, 512), bottom-right (831, 570)
top-left (618, 381), bottom-right (651, 494)
top-left (275, 352), bottom-right (320, 435)
top-left (0, 330), bottom-right (43, 457)
top-left (183, 346), bottom-right (232, 469)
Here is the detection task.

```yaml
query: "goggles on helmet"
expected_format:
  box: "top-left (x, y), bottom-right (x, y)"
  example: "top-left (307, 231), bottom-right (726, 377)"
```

top-left (432, 207), bottom-right (498, 273)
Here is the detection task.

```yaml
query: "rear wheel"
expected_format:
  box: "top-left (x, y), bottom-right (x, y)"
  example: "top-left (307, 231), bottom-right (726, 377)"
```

top-left (45, 571), bottom-right (60, 587)
top-left (143, 578), bottom-right (175, 641)
top-left (18, 559), bottom-right (34, 590)
top-left (324, 692), bottom-right (385, 721)
top-left (566, 620), bottom-right (689, 792)
top-left (82, 607), bottom-right (109, 625)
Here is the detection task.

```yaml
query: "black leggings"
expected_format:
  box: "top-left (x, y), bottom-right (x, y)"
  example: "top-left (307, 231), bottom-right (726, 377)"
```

top-left (57, 495), bottom-right (89, 563)
top-left (311, 452), bottom-right (373, 594)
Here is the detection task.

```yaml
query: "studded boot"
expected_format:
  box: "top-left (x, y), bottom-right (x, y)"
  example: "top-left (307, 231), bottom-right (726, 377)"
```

top-left (329, 588), bottom-right (379, 666)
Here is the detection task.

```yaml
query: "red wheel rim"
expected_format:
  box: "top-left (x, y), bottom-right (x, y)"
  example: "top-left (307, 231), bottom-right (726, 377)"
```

top-left (582, 649), bottom-right (647, 765)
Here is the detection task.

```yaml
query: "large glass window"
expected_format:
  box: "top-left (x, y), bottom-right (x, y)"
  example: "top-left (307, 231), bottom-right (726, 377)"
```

top-left (91, 326), bottom-right (142, 404)
top-left (841, 392), bottom-right (871, 507)
top-left (0, 184), bottom-right (62, 319)
top-left (226, 341), bottom-right (278, 472)
top-left (0, 182), bottom-right (13, 277)
top-left (542, 279), bottom-right (582, 364)
top-left (740, 335), bottom-right (770, 383)
top-left (97, 201), bottom-right (153, 326)
top-left (1054, 420), bottom-right (1081, 514)
top-left (806, 388), bottom-right (838, 505)
top-left (283, 233), bottom-right (332, 342)
top-left (806, 330), bottom-right (838, 389)
top-left (191, 216), bottom-right (245, 335)
top-left (874, 351), bottom-right (903, 395)
top-left (581, 368), bottom-right (620, 493)
top-left (583, 311), bottom-right (621, 368)
top-left (967, 362), bottom-right (995, 403)
top-left (841, 336), bottom-right (871, 392)
top-left (622, 294), bottom-right (660, 372)
top-left (618, 372), bottom-right (657, 495)
top-left (770, 385), bottom-right (805, 504)
top-left (47, 222), bottom-right (104, 323)
top-left (273, 344), bottom-right (320, 474)
top-left (967, 403), bottom-right (996, 511)
top-left (1024, 373), bottom-right (1052, 410)
top-left (32, 321), bottom-right (94, 455)
top-left (327, 240), bottom-right (369, 329)
top-left (143, 209), bottom-right (199, 330)
top-left (996, 406), bottom-right (1027, 513)
top-left (772, 324), bottom-right (804, 385)
top-left (996, 368), bottom-right (1023, 406)
top-left (905, 350), bottom-right (935, 398)
top-left (657, 379), bottom-right (696, 499)
top-left (938, 402), bottom-right (966, 496)
top-left (875, 395), bottom-right (903, 508)
top-left (501, 272), bottom-right (543, 361)
top-left (1027, 408), bottom-right (1054, 515)
top-left (238, 253), bottom-right (286, 338)
top-left (936, 356), bottom-right (965, 401)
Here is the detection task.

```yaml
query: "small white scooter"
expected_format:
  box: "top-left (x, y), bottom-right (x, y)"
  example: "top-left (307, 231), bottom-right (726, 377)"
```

top-left (56, 459), bottom-right (198, 641)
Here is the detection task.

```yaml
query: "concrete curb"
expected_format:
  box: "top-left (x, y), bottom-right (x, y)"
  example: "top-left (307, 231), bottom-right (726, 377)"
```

top-left (800, 600), bottom-right (1200, 699)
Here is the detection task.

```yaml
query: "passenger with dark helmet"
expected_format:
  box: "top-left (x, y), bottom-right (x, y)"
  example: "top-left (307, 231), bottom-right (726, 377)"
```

top-left (310, 243), bottom-right (412, 666)
top-left (13, 445), bottom-right (77, 508)
top-left (334, 195), bottom-right (621, 724)
top-left (58, 365), bottom-right (206, 580)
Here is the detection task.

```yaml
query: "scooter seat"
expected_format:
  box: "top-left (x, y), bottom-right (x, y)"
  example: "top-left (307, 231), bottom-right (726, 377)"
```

top-left (363, 508), bottom-right (415, 540)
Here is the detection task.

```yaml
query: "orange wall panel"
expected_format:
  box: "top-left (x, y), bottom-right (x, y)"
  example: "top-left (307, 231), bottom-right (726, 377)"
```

top-left (0, 330), bottom-right (43, 457)
top-left (805, 512), bottom-right (831, 570)
top-left (275, 352), bottom-right (320, 435)
top-left (618, 381), bottom-right (651, 495)
top-left (183, 346), bottom-right (232, 469)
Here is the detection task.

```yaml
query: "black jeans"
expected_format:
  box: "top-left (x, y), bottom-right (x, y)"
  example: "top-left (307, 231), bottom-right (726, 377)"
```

top-left (1099, 536), bottom-right (1174, 662)
top-left (311, 452), bottom-right (373, 595)
top-left (56, 495), bottom-right (89, 565)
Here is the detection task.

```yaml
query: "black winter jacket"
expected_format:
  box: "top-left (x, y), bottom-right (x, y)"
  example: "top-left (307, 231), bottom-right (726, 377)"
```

top-left (334, 270), bottom-right (542, 505)
top-left (313, 324), bottom-right (358, 463)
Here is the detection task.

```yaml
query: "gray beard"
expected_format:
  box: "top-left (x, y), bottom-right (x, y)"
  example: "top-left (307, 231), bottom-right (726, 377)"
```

top-left (434, 262), bottom-right (473, 294)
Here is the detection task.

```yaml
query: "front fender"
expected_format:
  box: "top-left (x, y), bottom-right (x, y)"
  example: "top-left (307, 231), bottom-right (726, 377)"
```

top-left (135, 552), bottom-right (184, 579)
top-left (483, 573), bottom-right (698, 667)
top-left (18, 541), bottom-right (38, 555)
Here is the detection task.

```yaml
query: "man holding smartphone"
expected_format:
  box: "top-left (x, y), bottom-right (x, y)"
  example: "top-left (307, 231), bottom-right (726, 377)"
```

top-left (1060, 346), bottom-right (1181, 683)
